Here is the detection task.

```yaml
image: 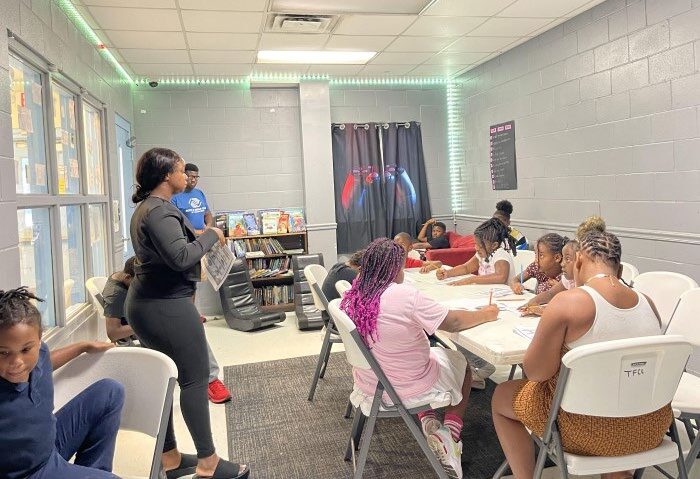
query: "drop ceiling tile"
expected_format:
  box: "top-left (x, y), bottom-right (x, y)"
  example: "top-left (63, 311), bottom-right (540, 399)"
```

top-left (190, 50), bottom-right (256, 63)
top-left (259, 33), bottom-right (330, 51)
top-left (180, 0), bottom-right (266, 10)
top-left (325, 35), bottom-right (395, 51)
top-left (103, 30), bottom-right (187, 49)
top-left (408, 63), bottom-right (472, 75)
top-left (131, 63), bottom-right (194, 76)
top-left (119, 49), bottom-right (190, 63)
top-left (334, 15), bottom-right (417, 36)
top-left (468, 17), bottom-right (555, 36)
top-left (307, 64), bottom-right (365, 75)
top-left (86, 6), bottom-right (181, 31)
top-left (83, 0), bottom-right (175, 6)
top-left (369, 52), bottom-right (434, 64)
top-left (186, 33), bottom-right (260, 50)
top-left (425, 0), bottom-right (516, 16)
top-left (385, 35), bottom-right (457, 52)
top-left (360, 64), bottom-right (415, 75)
top-left (195, 63), bottom-right (254, 75)
top-left (182, 11), bottom-right (264, 33)
top-left (498, 0), bottom-right (593, 17)
top-left (425, 52), bottom-right (490, 64)
top-left (271, 0), bottom-right (432, 15)
top-left (445, 36), bottom-right (520, 52)
top-left (402, 16), bottom-right (486, 36)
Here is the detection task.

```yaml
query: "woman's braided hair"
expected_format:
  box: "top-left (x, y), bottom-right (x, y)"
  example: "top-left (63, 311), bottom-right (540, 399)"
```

top-left (474, 217), bottom-right (517, 261)
top-left (340, 238), bottom-right (405, 346)
top-left (578, 230), bottom-right (622, 268)
top-left (0, 287), bottom-right (43, 331)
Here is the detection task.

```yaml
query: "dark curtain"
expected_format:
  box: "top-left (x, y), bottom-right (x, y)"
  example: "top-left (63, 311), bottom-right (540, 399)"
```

top-left (332, 123), bottom-right (387, 254)
top-left (381, 122), bottom-right (432, 238)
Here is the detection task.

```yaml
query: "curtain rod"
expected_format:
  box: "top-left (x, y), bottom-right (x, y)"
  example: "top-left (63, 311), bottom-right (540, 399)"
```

top-left (331, 122), bottom-right (420, 130)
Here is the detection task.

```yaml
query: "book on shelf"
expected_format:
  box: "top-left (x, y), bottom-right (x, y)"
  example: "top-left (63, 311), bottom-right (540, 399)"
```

top-left (243, 212), bottom-right (260, 235)
top-left (248, 257), bottom-right (291, 279)
top-left (278, 213), bottom-right (290, 233)
top-left (215, 212), bottom-right (229, 237)
top-left (227, 211), bottom-right (247, 238)
top-left (231, 236), bottom-right (288, 258)
top-left (286, 207), bottom-right (306, 232)
top-left (259, 209), bottom-right (281, 235)
top-left (253, 284), bottom-right (293, 306)
top-left (282, 248), bottom-right (304, 255)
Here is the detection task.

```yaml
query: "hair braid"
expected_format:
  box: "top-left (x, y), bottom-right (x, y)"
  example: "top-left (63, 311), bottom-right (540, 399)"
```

top-left (537, 233), bottom-right (569, 256)
top-left (0, 286), bottom-right (43, 331)
top-left (474, 217), bottom-right (517, 260)
top-left (579, 231), bottom-right (621, 268)
top-left (340, 238), bottom-right (405, 346)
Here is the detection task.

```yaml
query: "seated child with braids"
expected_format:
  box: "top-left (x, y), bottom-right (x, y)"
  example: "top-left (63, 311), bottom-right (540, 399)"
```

top-left (435, 218), bottom-right (517, 286)
top-left (0, 287), bottom-right (124, 479)
top-left (340, 238), bottom-right (499, 479)
top-left (511, 233), bottom-right (566, 295)
top-left (519, 216), bottom-right (609, 315)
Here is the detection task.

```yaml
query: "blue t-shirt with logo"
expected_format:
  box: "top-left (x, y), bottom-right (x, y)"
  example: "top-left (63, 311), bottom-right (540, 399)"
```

top-left (171, 188), bottom-right (209, 230)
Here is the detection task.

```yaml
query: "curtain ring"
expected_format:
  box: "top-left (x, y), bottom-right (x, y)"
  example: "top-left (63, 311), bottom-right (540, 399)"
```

top-left (353, 124), bottom-right (358, 130)
top-left (339, 124), bottom-right (345, 130)
top-left (382, 123), bottom-right (389, 129)
top-left (364, 124), bottom-right (369, 130)
top-left (403, 122), bottom-right (410, 128)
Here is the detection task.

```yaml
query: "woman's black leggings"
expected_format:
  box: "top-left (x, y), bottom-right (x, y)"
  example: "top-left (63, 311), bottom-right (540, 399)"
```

top-left (125, 290), bottom-right (215, 458)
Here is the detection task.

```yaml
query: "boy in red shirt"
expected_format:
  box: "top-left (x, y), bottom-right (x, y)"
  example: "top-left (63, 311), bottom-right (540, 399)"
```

top-left (394, 233), bottom-right (442, 273)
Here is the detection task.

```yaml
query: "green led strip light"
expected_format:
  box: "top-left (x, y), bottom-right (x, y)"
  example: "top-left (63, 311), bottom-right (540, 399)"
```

top-left (54, 0), bottom-right (134, 85)
top-left (446, 81), bottom-right (464, 213)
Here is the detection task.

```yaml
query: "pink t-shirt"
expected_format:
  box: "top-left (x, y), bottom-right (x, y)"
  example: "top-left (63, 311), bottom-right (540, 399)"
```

top-left (352, 282), bottom-right (449, 401)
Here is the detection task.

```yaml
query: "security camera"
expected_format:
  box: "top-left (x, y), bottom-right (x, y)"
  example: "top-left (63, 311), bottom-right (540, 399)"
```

top-left (148, 81), bottom-right (158, 88)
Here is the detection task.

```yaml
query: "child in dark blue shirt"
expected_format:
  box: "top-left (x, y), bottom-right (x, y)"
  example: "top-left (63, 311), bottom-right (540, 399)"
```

top-left (0, 287), bottom-right (124, 479)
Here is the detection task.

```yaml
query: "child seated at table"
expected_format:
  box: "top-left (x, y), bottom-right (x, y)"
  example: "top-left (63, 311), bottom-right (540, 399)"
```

top-left (394, 232), bottom-right (442, 273)
top-left (435, 218), bottom-right (517, 286)
top-left (519, 217), bottom-right (609, 315)
top-left (511, 233), bottom-right (566, 295)
top-left (341, 238), bottom-right (499, 479)
top-left (0, 287), bottom-right (123, 479)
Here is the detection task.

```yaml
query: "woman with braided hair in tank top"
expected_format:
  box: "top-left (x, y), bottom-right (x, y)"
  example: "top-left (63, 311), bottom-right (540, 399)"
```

top-left (491, 230), bottom-right (669, 479)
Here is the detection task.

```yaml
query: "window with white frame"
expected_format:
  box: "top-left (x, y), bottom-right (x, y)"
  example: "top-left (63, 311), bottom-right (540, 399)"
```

top-left (10, 47), bottom-right (111, 330)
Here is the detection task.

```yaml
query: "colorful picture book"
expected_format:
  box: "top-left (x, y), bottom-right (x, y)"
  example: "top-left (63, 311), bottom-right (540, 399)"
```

top-left (216, 208), bottom-right (306, 237)
top-left (227, 211), bottom-right (247, 238)
top-left (243, 213), bottom-right (260, 235)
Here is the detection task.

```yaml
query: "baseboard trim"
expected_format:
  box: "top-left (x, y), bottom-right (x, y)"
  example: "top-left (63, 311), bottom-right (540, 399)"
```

top-left (454, 214), bottom-right (700, 246)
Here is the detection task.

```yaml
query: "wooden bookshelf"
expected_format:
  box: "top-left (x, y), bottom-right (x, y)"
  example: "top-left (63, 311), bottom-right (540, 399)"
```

top-left (261, 303), bottom-right (295, 313)
top-left (228, 232), bottom-right (307, 239)
top-left (250, 274), bottom-right (294, 284)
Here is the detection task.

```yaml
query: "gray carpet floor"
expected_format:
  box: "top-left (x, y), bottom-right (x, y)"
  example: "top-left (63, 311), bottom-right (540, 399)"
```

top-left (224, 352), bottom-right (505, 478)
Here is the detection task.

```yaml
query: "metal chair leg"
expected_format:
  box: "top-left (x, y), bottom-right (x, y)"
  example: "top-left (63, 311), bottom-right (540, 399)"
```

top-left (345, 409), bottom-right (364, 461)
top-left (633, 467), bottom-right (645, 479)
top-left (532, 444), bottom-right (548, 479)
top-left (307, 325), bottom-right (333, 401)
top-left (670, 420), bottom-right (690, 479)
top-left (344, 400), bottom-right (353, 419)
top-left (492, 459), bottom-right (510, 479)
top-left (319, 336), bottom-right (334, 379)
top-left (354, 407), bottom-right (378, 478)
top-left (508, 364), bottom-right (517, 380)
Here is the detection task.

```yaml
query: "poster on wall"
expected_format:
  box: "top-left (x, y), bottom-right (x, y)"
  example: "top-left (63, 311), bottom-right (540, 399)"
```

top-left (489, 120), bottom-right (517, 190)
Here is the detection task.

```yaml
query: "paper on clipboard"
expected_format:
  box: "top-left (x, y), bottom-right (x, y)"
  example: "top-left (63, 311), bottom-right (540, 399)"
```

top-left (202, 242), bottom-right (235, 291)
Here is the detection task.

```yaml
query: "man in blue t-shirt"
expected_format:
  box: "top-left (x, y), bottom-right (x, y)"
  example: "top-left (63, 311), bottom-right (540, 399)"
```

top-left (171, 163), bottom-right (213, 232)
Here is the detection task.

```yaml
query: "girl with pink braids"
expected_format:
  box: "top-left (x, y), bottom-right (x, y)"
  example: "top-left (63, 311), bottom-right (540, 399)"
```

top-left (340, 238), bottom-right (499, 479)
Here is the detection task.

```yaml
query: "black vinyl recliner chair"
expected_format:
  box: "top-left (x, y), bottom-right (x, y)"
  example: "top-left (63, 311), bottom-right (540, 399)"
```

top-left (218, 259), bottom-right (286, 332)
top-left (292, 253), bottom-right (325, 330)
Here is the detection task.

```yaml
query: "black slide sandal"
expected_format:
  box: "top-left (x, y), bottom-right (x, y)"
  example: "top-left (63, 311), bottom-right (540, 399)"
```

top-left (165, 453), bottom-right (198, 479)
top-left (192, 459), bottom-right (250, 479)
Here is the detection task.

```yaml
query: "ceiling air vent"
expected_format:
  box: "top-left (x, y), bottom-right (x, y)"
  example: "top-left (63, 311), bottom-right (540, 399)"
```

top-left (267, 14), bottom-right (337, 34)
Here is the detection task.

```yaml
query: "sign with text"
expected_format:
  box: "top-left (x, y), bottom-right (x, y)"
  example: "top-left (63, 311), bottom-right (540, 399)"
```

top-left (489, 120), bottom-right (518, 190)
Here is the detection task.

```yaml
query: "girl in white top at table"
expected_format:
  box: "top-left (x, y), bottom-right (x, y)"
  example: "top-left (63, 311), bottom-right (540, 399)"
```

top-left (436, 218), bottom-right (517, 286)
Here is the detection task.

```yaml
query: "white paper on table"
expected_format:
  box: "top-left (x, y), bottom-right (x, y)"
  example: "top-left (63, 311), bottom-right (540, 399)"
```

top-left (475, 287), bottom-right (513, 298)
top-left (202, 242), bottom-right (235, 291)
top-left (441, 298), bottom-right (489, 311)
top-left (512, 326), bottom-right (537, 341)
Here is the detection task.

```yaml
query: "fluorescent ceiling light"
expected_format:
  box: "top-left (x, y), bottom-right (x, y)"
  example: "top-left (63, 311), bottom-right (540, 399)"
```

top-left (257, 50), bottom-right (376, 64)
top-left (271, 0), bottom-right (434, 15)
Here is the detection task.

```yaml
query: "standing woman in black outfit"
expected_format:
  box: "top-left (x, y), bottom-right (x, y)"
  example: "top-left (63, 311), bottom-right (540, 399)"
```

top-left (125, 148), bottom-right (249, 479)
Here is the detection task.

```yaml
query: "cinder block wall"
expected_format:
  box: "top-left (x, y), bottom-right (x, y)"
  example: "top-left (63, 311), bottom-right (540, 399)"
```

top-left (458, 0), bottom-right (700, 281)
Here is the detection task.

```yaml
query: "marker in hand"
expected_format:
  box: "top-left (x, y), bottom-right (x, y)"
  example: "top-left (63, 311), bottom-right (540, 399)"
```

top-left (520, 264), bottom-right (524, 285)
top-left (489, 288), bottom-right (493, 306)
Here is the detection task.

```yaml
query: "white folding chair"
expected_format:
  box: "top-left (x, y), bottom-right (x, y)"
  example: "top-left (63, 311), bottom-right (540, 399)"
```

top-left (53, 348), bottom-right (178, 479)
top-left (335, 280), bottom-right (352, 296)
top-left (666, 288), bottom-right (700, 475)
top-left (493, 335), bottom-right (691, 479)
top-left (620, 262), bottom-right (640, 286)
top-left (328, 299), bottom-right (451, 479)
top-left (305, 264), bottom-right (343, 401)
top-left (86, 276), bottom-right (109, 341)
top-left (512, 249), bottom-right (537, 291)
top-left (633, 272), bottom-right (698, 330)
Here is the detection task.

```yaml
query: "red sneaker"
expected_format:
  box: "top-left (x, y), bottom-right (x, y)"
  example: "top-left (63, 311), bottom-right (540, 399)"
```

top-left (200, 315), bottom-right (207, 323)
top-left (208, 379), bottom-right (232, 404)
